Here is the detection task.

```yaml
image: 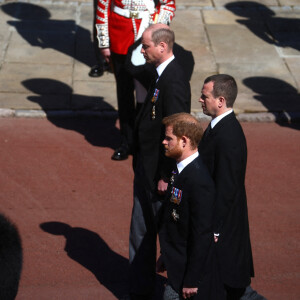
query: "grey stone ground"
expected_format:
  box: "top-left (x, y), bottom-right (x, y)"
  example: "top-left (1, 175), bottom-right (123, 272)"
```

top-left (0, 0), bottom-right (299, 122)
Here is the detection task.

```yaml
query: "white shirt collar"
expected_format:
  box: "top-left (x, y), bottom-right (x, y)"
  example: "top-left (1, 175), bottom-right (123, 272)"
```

top-left (177, 151), bottom-right (199, 174)
top-left (211, 109), bottom-right (233, 129)
top-left (156, 55), bottom-right (175, 78)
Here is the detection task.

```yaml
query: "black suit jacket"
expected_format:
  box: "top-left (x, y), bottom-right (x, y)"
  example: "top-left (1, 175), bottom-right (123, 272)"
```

top-left (159, 155), bottom-right (216, 298)
top-left (198, 112), bottom-right (254, 288)
top-left (134, 59), bottom-right (191, 191)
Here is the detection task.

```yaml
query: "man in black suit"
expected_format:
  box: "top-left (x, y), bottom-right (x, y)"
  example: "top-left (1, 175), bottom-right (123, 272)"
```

top-left (157, 113), bottom-right (216, 300)
top-left (198, 74), bottom-right (265, 300)
top-left (129, 24), bottom-right (191, 299)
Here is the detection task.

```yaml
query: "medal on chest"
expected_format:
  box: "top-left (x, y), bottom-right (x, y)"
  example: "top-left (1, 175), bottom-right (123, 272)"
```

top-left (151, 89), bottom-right (159, 120)
top-left (170, 187), bottom-right (182, 205)
top-left (171, 209), bottom-right (179, 222)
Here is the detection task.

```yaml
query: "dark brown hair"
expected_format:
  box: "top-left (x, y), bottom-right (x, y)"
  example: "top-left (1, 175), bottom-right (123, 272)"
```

top-left (204, 74), bottom-right (238, 107)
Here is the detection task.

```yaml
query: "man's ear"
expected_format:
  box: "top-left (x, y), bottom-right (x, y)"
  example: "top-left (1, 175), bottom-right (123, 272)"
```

top-left (181, 136), bottom-right (188, 148)
top-left (218, 96), bottom-right (226, 108)
top-left (159, 41), bottom-right (167, 53)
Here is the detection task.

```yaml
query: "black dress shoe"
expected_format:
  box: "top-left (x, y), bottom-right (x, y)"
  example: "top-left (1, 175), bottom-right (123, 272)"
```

top-left (89, 64), bottom-right (104, 77)
top-left (111, 144), bottom-right (130, 161)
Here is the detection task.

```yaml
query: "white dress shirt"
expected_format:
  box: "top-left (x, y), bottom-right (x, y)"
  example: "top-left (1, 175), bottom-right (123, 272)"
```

top-left (156, 55), bottom-right (175, 79)
top-left (177, 151), bottom-right (199, 174)
top-left (211, 109), bottom-right (233, 129)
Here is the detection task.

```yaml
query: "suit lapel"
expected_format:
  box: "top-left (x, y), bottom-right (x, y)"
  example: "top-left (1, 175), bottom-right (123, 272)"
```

top-left (135, 76), bottom-right (157, 124)
top-left (211, 111), bottom-right (235, 133)
top-left (135, 59), bottom-right (176, 124)
top-left (174, 157), bottom-right (198, 186)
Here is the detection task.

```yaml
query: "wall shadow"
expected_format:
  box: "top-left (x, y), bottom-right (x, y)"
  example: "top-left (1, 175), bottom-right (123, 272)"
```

top-left (225, 1), bottom-right (300, 52)
top-left (243, 76), bottom-right (300, 129)
top-left (21, 78), bottom-right (120, 149)
top-left (40, 222), bottom-right (166, 299)
top-left (1, 2), bottom-right (96, 67)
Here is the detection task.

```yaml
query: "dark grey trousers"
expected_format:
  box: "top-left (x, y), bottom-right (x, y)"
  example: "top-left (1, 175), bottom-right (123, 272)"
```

top-left (129, 159), bottom-right (163, 296)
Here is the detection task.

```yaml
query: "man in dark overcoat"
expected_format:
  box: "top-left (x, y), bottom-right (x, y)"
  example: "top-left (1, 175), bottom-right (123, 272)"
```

top-left (198, 74), bottom-right (265, 300)
top-left (157, 113), bottom-right (217, 300)
top-left (129, 24), bottom-right (191, 299)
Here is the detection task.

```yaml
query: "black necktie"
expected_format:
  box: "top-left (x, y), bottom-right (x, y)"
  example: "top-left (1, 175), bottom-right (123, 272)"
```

top-left (155, 70), bottom-right (159, 82)
top-left (149, 71), bottom-right (158, 92)
top-left (203, 123), bottom-right (212, 140)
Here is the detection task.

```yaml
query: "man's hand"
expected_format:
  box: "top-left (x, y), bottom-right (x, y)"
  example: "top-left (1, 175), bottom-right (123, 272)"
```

top-left (100, 48), bottom-right (111, 64)
top-left (157, 179), bottom-right (168, 195)
top-left (156, 255), bottom-right (166, 273)
top-left (182, 287), bottom-right (198, 299)
top-left (214, 233), bottom-right (219, 243)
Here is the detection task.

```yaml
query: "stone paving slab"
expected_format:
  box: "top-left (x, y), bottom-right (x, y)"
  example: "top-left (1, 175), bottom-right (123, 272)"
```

top-left (0, 92), bottom-right (70, 110)
top-left (285, 57), bottom-right (300, 90)
top-left (0, 0), bottom-right (299, 120)
top-left (214, 0), bottom-right (280, 6)
top-left (72, 80), bottom-right (117, 110)
top-left (207, 24), bottom-right (282, 63)
top-left (176, 0), bottom-right (214, 7)
top-left (279, 0), bottom-right (300, 6)
top-left (219, 61), bottom-right (296, 93)
top-left (0, 62), bottom-right (73, 92)
top-left (203, 8), bottom-right (265, 25)
top-left (6, 31), bottom-right (75, 64)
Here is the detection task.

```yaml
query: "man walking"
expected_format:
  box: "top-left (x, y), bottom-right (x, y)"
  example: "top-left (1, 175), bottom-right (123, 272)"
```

top-left (198, 74), bottom-right (265, 300)
top-left (129, 24), bottom-right (191, 299)
top-left (157, 113), bottom-right (217, 300)
top-left (95, 0), bottom-right (176, 160)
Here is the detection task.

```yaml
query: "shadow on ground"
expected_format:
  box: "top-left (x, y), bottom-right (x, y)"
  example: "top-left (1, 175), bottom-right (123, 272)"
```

top-left (21, 78), bottom-right (120, 149)
top-left (225, 1), bottom-right (300, 52)
top-left (1, 2), bottom-right (97, 67)
top-left (40, 222), bottom-right (166, 299)
top-left (243, 76), bottom-right (300, 129)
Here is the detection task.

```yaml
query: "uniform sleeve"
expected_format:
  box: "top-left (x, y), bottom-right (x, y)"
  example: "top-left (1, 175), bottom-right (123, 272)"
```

top-left (95, 0), bottom-right (110, 48)
top-left (156, 0), bottom-right (176, 24)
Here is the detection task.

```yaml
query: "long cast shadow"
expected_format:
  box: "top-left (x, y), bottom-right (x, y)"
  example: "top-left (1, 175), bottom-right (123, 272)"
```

top-left (1, 2), bottom-right (96, 67)
top-left (243, 76), bottom-right (300, 129)
top-left (40, 222), bottom-right (166, 299)
top-left (40, 222), bottom-right (129, 298)
top-left (225, 1), bottom-right (300, 52)
top-left (21, 78), bottom-right (120, 149)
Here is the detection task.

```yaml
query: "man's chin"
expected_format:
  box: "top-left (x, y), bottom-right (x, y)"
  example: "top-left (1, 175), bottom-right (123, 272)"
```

top-left (164, 151), bottom-right (175, 159)
top-left (202, 110), bottom-right (210, 116)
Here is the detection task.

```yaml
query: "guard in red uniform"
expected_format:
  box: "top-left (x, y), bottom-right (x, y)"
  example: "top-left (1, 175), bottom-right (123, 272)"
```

top-left (95, 0), bottom-right (176, 161)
